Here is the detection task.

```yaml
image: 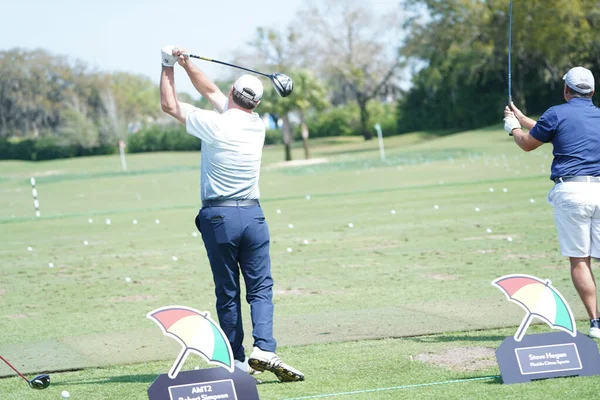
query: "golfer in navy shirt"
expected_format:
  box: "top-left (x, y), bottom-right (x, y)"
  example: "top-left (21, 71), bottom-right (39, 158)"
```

top-left (159, 45), bottom-right (304, 381)
top-left (504, 66), bottom-right (600, 339)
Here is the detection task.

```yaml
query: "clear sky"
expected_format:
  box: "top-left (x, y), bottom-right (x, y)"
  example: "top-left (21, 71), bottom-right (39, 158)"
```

top-left (0, 0), bottom-right (311, 97)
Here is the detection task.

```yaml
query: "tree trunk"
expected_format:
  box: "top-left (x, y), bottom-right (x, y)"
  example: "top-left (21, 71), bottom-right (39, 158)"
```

top-left (300, 112), bottom-right (310, 159)
top-left (282, 113), bottom-right (293, 161)
top-left (358, 99), bottom-right (372, 140)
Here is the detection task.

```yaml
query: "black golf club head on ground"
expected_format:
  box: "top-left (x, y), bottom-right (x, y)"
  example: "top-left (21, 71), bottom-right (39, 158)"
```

top-left (28, 374), bottom-right (50, 390)
top-left (270, 73), bottom-right (293, 97)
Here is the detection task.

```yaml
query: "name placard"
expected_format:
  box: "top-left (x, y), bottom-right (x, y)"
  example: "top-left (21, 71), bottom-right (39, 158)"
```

top-left (515, 343), bottom-right (582, 375)
top-left (168, 378), bottom-right (237, 400)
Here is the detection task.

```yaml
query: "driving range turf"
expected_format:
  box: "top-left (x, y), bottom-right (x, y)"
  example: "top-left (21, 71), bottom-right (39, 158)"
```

top-left (1, 125), bottom-right (599, 399)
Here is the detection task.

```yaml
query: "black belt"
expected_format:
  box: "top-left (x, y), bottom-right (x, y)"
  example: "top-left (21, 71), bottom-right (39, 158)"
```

top-left (202, 199), bottom-right (260, 207)
top-left (554, 176), bottom-right (600, 183)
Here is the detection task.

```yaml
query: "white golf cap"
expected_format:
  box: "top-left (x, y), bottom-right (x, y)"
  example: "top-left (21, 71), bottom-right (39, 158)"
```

top-left (563, 66), bottom-right (595, 94)
top-left (233, 74), bottom-right (263, 102)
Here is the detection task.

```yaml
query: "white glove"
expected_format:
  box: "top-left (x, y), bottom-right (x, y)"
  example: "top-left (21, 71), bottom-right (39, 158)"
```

top-left (503, 115), bottom-right (521, 134)
top-left (161, 45), bottom-right (178, 67)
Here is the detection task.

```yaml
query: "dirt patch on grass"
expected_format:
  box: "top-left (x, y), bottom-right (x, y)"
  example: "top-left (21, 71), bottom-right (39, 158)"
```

top-left (424, 273), bottom-right (458, 281)
top-left (8, 314), bottom-right (29, 319)
top-left (502, 253), bottom-right (547, 261)
top-left (110, 295), bottom-right (159, 303)
top-left (265, 158), bottom-right (329, 170)
top-left (475, 249), bottom-right (497, 254)
top-left (415, 346), bottom-right (496, 371)
top-left (0, 289), bottom-right (5, 296)
top-left (463, 234), bottom-right (519, 241)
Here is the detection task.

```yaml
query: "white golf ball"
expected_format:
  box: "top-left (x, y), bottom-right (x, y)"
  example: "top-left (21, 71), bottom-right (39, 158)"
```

top-left (105, 218), bottom-right (111, 225)
top-left (35, 211), bottom-right (41, 217)
top-left (48, 263), bottom-right (54, 268)
top-left (305, 195), bottom-right (311, 200)
top-left (439, 180), bottom-right (445, 185)
top-left (155, 219), bottom-right (160, 224)
top-left (503, 188), bottom-right (508, 193)
top-left (194, 366), bottom-right (200, 370)
top-left (434, 205), bottom-right (439, 210)
top-left (530, 198), bottom-right (535, 203)
top-left (348, 223), bottom-right (354, 228)
top-left (172, 256), bottom-right (178, 261)
top-left (61, 390), bottom-right (70, 399)
top-left (286, 247), bottom-right (293, 253)
top-left (88, 218), bottom-right (93, 223)
top-left (303, 240), bottom-right (309, 245)
top-left (133, 219), bottom-right (138, 225)
top-left (192, 232), bottom-right (198, 237)
top-left (489, 188), bottom-right (494, 192)
top-left (507, 237), bottom-right (513, 242)
top-left (475, 207), bottom-right (480, 212)
top-left (83, 240), bottom-right (89, 246)
top-left (276, 209), bottom-right (282, 214)
top-left (125, 277), bottom-right (131, 283)
top-left (288, 224), bottom-right (294, 229)
top-left (391, 210), bottom-right (396, 215)
top-left (27, 247), bottom-right (33, 252)
top-left (486, 228), bottom-right (492, 233)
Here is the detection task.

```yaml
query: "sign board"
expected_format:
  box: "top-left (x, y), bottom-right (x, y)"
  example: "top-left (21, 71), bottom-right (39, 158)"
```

top-left (496, 331), bottom-right (600, 384)
top-left (148, 368), bottom-right (259, 400)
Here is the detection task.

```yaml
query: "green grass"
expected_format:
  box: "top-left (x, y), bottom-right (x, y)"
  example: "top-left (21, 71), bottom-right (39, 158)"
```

top-left (1, 126), bottom-right (599, 399)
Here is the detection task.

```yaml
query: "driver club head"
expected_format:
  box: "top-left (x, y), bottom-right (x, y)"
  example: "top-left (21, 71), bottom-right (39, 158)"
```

top-left (28, 374), bottom-right (50, 390)
top-left (270, 73), bottom-right (293, 97)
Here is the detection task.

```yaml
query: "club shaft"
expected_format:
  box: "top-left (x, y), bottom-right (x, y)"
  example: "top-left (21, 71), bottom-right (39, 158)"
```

top-left (0, 355), bottom-right (29, 382)
top-left (508, 0), bottom-right (513, 104)
top-left (187, 54), bottom-right (270, 78)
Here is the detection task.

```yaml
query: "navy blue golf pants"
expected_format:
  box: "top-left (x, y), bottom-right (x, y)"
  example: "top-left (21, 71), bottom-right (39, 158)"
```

top-left (195, 204), bottom-right (276, 361)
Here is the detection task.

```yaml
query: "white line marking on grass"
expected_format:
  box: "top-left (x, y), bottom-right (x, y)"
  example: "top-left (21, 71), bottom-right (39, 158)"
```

top-left (282, 376), bottom-right (499, 399)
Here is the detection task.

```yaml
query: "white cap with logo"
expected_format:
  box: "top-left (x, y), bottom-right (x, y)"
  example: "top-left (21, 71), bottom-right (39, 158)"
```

top-left (233, 75), bottom-right (264, 102)
top-left (563, 67), bottom-right (595, 94)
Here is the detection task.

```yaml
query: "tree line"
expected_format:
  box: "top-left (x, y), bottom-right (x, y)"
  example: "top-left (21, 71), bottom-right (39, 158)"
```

top-left (1, 0), bottom-right (600, 160)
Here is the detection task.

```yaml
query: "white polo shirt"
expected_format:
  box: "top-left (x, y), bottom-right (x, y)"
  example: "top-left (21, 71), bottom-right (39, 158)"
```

top-left (186, 107), bottom-right (265, 201)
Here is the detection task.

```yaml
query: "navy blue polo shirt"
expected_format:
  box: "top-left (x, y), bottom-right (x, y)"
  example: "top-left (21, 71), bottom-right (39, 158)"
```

top-left (529, 98), bottom-right (600, 180)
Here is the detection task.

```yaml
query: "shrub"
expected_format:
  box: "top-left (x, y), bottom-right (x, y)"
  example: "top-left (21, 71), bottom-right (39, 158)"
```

top-left (127, 124), bottom-right (201, 153)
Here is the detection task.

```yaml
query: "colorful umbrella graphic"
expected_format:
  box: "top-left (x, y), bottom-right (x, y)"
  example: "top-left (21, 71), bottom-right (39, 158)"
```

top-left (147, 306), bottom-right (234, 378)
top-left (492, 274), bottom-right (577, 341)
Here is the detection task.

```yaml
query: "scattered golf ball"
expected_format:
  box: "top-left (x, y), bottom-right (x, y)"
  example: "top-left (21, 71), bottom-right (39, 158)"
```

top-left (486, 228), bottom-right (492, 233)
top-left (475, 207), bottom-right (480, 212)
top-left (27, 246), bottom-right (33, 252)
top-left (391, 209), bottom-right (396, 215)
top-left (503, 188), bottom-right (508, 193)
top-left (155, 219), bottom-right (160, 224)
top-left (61, 390), bottom-right (70, 399)
top-left (529, 198), bottom-right (535, 203)
top-left (125, 277), bottom-right (131, 283)
top-left (286, 247), bottom-right (293, 253)
top-left (489, 188), bottom-right (494, 192)
top-left (105, 218), bottom-right (111, 225)
top-left (433, 205), bottom-right (439, 210)
top-left (439, 180), bottom-right (445, 185)
top-left (192, 232), bottom-right (198, 237)
top-left (83, 240), bottom-right (89, 246)
top-left (348, 223), bottom-right (354, 228)
top-left (172, 256), bottom-right (178, 261)
top-left (194, 366), bottom-right (200, 370)
top-left (507, 237), bottom-right (513, 242)
top-left (303, 240), bottom-right (309, 245)
top-left (133, 219), bottom-right (138, 225)
top-left (35, 211), bottom-right (41, 217)
top-left (288, 224), bottom-right (294, 229)
top-left (88, 218), bottom-right (93, 223)
top-left (276, 209), bottom-right (282, 214)
top-left (305, 195), bottom-right (311, 200)
top-left (48, 263), bottom-right (54, 268)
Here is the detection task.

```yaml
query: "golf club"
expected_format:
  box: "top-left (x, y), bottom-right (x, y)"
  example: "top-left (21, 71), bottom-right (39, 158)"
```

top-left (507, 0), bottom-right (513, 105)
top-left (0, 355), bottom-right (50, 390)
top-left (184, 53), bottom-right (293, 98)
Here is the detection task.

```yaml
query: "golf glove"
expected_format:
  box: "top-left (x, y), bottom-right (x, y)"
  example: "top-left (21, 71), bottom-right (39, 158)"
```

top-left (161, 45), bottom-right (178, 67)
top-left (503, 115), bottom-right (521, 135)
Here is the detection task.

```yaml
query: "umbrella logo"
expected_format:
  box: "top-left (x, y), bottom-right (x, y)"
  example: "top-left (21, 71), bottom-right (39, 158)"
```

top-left (492, 274), bottom-right (577, 342)
top-left (147, 306), bottom-right (234, 378)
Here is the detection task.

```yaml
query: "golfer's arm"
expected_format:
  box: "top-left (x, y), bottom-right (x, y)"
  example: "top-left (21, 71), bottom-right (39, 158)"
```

top-left (518, 115), bottom-right (537, 130)
top-left (182, 63), bottom-right (227, 113)
top-left (160, 66), bottom-right (194, 124)
top-left (511, 128), bottom-right (543, 152)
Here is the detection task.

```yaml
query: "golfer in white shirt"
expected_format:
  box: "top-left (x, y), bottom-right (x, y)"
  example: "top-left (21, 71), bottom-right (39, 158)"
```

top-left (159, 45), bottom-right (304, 382)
